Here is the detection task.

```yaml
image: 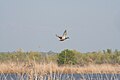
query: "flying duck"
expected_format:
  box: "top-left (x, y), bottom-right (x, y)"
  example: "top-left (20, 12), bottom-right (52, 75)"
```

top-left (56, 30), bottom-right (69, 41)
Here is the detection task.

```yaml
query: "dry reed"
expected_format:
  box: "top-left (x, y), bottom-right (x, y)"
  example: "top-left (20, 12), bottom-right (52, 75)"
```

top-left (0, 61), bottom-right (120, 74)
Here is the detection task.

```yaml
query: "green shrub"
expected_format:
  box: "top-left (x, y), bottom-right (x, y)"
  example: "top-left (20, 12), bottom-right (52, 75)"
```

top-left (57, 49), bottom-right (78, 65)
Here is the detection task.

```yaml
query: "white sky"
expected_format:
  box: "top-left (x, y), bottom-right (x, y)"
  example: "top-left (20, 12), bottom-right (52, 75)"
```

top-left (0, 0), bottom-right (120, 52)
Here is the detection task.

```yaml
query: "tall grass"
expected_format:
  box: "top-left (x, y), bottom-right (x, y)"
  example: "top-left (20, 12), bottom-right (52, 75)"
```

top-left (0, 62), bottom-right (120, 74)
top-left (0, 49), bottom-right (120, 79)
top-left (0, 61), bottom-right (120, 80)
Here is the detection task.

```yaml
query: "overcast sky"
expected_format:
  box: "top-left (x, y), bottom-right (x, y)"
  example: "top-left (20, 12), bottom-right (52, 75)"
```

top-left (0, 0), bottom-right (120, 52)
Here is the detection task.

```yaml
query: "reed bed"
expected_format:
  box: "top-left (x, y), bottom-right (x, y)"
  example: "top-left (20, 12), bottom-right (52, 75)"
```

top-left (0, 61), bottom-right (120, 74)
top-left (0, 49), bottom-right (120, 79)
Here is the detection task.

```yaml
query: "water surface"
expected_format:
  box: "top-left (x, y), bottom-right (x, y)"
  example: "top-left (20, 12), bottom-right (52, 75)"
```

top-left (0, 73), bottom-right (120, 80)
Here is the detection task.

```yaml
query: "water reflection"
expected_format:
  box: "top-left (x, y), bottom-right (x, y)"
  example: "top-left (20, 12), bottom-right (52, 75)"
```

top-left (0, 73), bottom-right (120, 80)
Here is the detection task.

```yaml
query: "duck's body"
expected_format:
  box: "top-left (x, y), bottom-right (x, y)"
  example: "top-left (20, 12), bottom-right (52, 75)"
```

top-left (56, 30), bottom-right (69, 41)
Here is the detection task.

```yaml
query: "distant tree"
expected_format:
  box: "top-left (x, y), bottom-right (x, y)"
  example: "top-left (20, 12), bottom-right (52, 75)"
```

top-left (57, 49), bottom-right (78, 65)
top-left (103, 50), bottom-right (106, 54)
top-left (107, 49), bottom-right (112, 54)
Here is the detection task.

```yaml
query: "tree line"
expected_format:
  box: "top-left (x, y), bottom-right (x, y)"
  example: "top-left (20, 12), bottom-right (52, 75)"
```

top-left (0, 49), bottom-right (120, 66)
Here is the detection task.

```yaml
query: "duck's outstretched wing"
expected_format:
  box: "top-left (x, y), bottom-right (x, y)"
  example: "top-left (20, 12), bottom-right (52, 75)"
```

top-left (63, 30), bottom-right (67, 37)
top-left (56, 34), bottom-right (62, 39)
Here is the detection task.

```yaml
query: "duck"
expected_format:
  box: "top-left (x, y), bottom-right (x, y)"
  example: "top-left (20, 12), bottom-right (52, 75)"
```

top-left (56, 30), bottom-right (69, 41)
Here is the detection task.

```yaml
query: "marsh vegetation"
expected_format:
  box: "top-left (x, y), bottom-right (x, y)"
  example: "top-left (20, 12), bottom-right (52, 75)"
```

top-left (0, 49), bottom-right (120, 79)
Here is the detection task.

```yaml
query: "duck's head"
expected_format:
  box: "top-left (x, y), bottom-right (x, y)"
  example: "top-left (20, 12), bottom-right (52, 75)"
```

top-left (65, 37), bottom-right (69, 39)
